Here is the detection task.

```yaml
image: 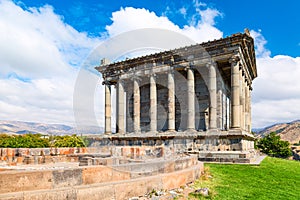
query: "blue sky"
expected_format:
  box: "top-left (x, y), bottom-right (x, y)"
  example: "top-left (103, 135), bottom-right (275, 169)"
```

top-left (0, 0), bottom-right (299, 129)
top-left (17, 0), bottom-right (300, 57)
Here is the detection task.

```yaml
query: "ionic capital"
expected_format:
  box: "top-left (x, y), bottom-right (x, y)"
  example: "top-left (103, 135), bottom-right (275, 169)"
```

top-left (102, 80), bottom-right (112, 86)
top-left (130, 75), bottom-right (142, 83)
top-left (229, 55), bottom-right (240, 65)
top-left (149, 73), bottom-right (157, 82)
top-left (206, 61), bottom-right (217, 68)
top-left (184, 65), bottom-right (194, 72)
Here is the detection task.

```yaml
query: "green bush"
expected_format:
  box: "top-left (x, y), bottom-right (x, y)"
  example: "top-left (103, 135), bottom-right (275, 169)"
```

top-left (51, 134), bottom-right (87, 147)
top-left (256, 132), bottom-right (292, 158)
top-left (0, 133), bottom-right (50, 148)
top-left (0, 133), bottom-right (87, 148)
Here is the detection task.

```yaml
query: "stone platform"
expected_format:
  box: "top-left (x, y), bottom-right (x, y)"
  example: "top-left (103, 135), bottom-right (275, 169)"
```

top-left (0, 155), bottom-right (203, 200)
top-left (87, 130), bottom-right (258, 163)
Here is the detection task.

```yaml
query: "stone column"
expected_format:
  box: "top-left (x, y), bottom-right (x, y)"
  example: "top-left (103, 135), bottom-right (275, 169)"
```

top-left (230, 56), bottom-right (240, 128)
top-left (168, 71), bottom-right (175, 131)
top-left (187, 67), bottom-right (195, 130)
top-left (249, 87), bottom-right (252, 132)
top-left (240, 72), bottom-right (245, 131)
top-left (133, 78), bottom-right (140, 133)
top-left (245, 83), bottom-right (249, 132)
top-left (150, 75), bottom-right (157, 132)
top-left (126, 88), bottom-right (133, 133)
top-left (208, 63), bottom-right (217, 129)
top-left (116, 80), bottom-right (125, 134)
top-left (104, 83), bottom-right (111, 134)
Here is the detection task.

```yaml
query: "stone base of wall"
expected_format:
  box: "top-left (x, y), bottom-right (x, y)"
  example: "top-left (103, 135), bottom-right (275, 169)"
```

top-left (87, 129), bottom-right (258, 163)
top-left (0, 147), bottom-right (87, 166)
top-left (0, 155), bottom-right (203, 200)
top-left (0, 163), bottom-right (202, 200)
top-left (197, 150), bottom-right (259, 163)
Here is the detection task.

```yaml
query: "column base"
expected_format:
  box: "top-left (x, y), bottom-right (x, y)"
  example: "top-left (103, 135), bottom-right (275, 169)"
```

top-left (186, 128), bottom-right (197, 133)
top-left (167, 129), bottom-right (176, 132)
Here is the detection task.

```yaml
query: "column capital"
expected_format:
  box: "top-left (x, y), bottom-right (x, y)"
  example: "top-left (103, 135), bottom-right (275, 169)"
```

top-left (152, 60), bottom-right (157, 66)
top-left (131, 76), bottom-right (142, 83)
top-left (148, 73), bottom-right (157, 79)
top-left (102, 80), bottom-right (112, 85)
top-left (229, 55), bottom-right (240, 65)
top-left (170, 56), bottom-right (174, 64)
top-left (184, 65), bottom-right (194, 72)
top-left (206, 61), bottom-right (217, 68)
top-left (116, 78), bottom-right (125, 85)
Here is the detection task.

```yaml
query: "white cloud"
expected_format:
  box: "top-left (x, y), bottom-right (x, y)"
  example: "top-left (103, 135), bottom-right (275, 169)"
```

top-left (251, 30), bottom-right (300, 128)
top-left (193, 0), bottom-right (207, 8)
top-left (106, 6), bottom-right (223, 43)
top-left (250, 30), bottom-right (271, 58)
top-left (252, 55), bottom-right (300, 128)
top-left (179, 7), bottom-right (187, 18)
top-left (2, 0), bottom-right (298, 131)
top-left (0, 1), bottom-right (96, 78)
top-left (0, 0), bottom-right (98, 126)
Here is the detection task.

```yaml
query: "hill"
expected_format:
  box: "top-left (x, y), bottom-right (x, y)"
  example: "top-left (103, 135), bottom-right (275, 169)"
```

top-left (0, 120), bottom-right (104, 135)
top-left (258, 120), bottom-right (300, 144)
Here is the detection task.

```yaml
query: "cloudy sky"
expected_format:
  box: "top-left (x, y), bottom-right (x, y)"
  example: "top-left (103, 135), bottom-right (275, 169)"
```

top-left (0, 0), bottom-right (299, 129)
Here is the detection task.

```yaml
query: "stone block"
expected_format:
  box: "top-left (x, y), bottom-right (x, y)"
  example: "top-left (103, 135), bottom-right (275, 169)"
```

top-left (114, 177), bottom-right (162, 200)
top-left (77, 184), bottom-right (114, 200)
top-left (23, 188), bottom-right (77, 200)
top-left (0, 171), bottom-right (52, 194)
top-left (82, 166), bottom-right (130, 185)
top-left (163, 161), bottom-right (175, 173)
top-left (162, 170), bottom-right (187, 190)
top-left (52, 169), bottom-right (83, 188)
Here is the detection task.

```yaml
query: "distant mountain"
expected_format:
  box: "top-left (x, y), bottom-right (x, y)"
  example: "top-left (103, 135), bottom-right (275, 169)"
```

top-left (0, 120), bottom-right (104, 135)
top-left (258, 120), bottom-right (300, 144)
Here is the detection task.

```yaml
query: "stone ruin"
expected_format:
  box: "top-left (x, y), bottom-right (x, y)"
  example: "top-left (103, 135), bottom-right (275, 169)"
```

top-left (0, 30), bottom-right (259, 199)
top-left (0, 145), bottom-right (202, 200)
top-left (95, 30), bottom-right (259, 163)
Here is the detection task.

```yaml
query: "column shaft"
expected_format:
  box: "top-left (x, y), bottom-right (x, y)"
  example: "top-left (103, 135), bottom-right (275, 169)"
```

top-left (208, 64), bottom-right (217, 129)
top-left (230, 58), bottom-right (240, 128)
top-left (245, 84), bottom-right (249, 132)
top-left (150, 75), bottom-right (157, 132)
top-left (240, 72), bottom-right (245, 130)
top-left (168, 72), bottom-right (175, 131)
top-left (116, 81), bottom-right (125, 134)
top-left (104, 84), bottom-right (111, 134)
top-left (126, 90), bottom-right (133, 133)
top-left (249, 88), bottom-right (252, 132)
top-left (187, 68), bottom-right (195, 130)
top-left (133, 79), bottom-right (140, 132)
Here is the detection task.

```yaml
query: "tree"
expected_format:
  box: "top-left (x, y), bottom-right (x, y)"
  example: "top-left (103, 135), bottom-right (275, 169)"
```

top-left (52, 135), bottom-right (87, 147)
top-left (256, 132), bottom-right (292, 158)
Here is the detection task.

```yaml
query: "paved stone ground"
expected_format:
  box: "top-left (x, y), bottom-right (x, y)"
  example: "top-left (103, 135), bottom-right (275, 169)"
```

top-left (250, 155), bottom-right (267, 165)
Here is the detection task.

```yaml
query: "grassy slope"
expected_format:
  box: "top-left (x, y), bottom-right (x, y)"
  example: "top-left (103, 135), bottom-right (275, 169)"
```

top-left (192, 157), bottom-right (300, 200)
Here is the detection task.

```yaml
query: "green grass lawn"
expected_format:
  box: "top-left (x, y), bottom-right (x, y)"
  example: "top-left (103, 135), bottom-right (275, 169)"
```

top-left (191, 157), bottom-right (300, 200)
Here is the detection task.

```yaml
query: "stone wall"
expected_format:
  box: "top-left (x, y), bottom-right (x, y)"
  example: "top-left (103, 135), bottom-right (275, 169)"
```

top-left (0, 155), bottom-right (203, 200)
top-left (0, 164), bottom-right (202, 200)
top-left (0, 147), bottom-right (87, 165)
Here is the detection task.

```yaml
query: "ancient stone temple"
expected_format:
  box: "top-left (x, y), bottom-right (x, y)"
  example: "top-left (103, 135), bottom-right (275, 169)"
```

top-left (95, 30), bottom-right (258, 163)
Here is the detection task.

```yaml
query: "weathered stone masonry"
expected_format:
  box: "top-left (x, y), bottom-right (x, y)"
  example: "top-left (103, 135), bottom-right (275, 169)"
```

top-left (96, 30), bottom-right (258, 163)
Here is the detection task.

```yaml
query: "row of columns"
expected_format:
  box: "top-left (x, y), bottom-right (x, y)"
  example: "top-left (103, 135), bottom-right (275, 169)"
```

top-left (105, 71), bottom-right (177, 134)
top-left (104, 59), bottom-right (251, 134)
top-left (230, 56), bottom-right (252, 132)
